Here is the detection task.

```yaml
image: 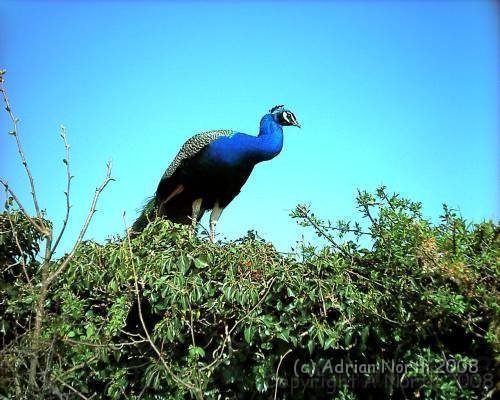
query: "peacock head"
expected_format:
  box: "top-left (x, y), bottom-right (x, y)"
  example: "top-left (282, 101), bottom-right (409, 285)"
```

top-left (269, 105), bottom-right (301, 128)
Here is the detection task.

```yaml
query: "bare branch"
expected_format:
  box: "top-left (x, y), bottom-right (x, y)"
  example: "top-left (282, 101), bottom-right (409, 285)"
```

top-left (1, 71), bottom-right (116, 392)
top-left (46, 160), bottom-right (113, 285)
top-left (0, 72), bottom-right (43, 221)
top-left (273, 349), bottom-right (292, 400)
top-left (49, 125), bottom-right (73, 257)
top-left (0, 179), bottom-right (45, 233)
top-left (29, 161), bottom-right (113, 385)
top-left (52, 375), bottom-right (90, 400)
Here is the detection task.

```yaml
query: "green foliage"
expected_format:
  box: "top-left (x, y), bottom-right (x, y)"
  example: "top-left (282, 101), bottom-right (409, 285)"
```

top-left (0, 210), bottom-right (45, 266)
top-left (1, 211), bottom-right (47, 356)
top-left (1, 188), bottom-right (498, 399)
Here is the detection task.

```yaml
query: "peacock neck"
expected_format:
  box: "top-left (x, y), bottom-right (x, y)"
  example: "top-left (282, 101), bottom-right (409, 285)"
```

top-left (204, 114), bottom-right (283, 167)
top-left (252, 114), bottom-right (283, 162)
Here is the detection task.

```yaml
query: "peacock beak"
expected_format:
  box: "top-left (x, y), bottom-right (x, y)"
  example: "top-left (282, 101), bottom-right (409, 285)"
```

top-left (294, 121), bottom-right (301, 128)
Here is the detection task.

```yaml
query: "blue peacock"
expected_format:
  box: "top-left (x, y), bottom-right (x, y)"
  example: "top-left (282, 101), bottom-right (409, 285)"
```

top-left (132, 105), bottom-right (300, 241)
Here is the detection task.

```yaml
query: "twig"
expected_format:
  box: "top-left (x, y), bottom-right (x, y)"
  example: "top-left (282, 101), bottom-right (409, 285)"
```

top-left (356, 189), bottom-right (379, 229)
top-left (273, 349), bottom-right (292, 400)
top-left (46, 160), bottom-right (113, 286)
top-left (1, 72), bottom-right (115, 390)
top-left (0, 179), bottom-right (45, 233)
top-left (378, 188), bottom-right (397, 212)
top-left (229, 276), bottom-right (276, 336)
top-left (29, 161), bottom-right (113, 385)
top-left (0, 73), bottom-right (43, 220)
top-left (295, 205), bottom-right (350, 258)
top-left (58, 356), bottom-right (98, 377)
top-left (188, 302), bottom-right (196, 348)
top-left (326, 225), bottom-right (372, 236)
top-left (49, 125), bottom-right (73, 258)
top-left (296, 205), bottom-right (389, 291)
top-left (52, 375), bottom-right (90, 400)
top-left (63, 337), bottom-right (147, 350)
top-left (202, 276), bottom-right (276, 372)
top-left (41, 335), bottom-right (58, 393)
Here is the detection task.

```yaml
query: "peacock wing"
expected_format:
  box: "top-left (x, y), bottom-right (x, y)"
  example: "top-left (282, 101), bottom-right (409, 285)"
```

top-left (156, 129), bottom-right (233, 209)
top-left (162, 129), bottom-right (233, 180)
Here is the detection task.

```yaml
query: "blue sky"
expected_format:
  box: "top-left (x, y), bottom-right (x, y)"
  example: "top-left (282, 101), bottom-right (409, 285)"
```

top-left (1, 0), bottom-right (498, 252)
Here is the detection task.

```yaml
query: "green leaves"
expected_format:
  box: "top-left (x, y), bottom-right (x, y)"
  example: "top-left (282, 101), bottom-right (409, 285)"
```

top-left (244, 325), bottom-right (255, 344)
top-left (2, 189), bottom-right (498, 399)
top-left (188, 345), bottom-right (205, 359)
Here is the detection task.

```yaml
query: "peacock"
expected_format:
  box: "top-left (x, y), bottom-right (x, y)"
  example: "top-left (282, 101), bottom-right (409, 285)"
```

top-left (132, 105), bottom-right (300, 242)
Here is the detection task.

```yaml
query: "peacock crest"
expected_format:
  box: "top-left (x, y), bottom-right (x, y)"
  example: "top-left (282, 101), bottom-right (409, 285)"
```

top-left (269, 105), bottom-right (284, 114)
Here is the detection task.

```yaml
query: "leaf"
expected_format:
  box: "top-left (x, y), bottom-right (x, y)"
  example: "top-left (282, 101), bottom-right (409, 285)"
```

top-left (307, 338), bottom-right (314, 354)
top-left (244, 325), bottom-right (254, 344)
top-left (192, 257), bottom-right (208, 269)
top-left (277, 329), bottom-right (290, 343)
top-left (86, 324), bottom-right (95, 338)
top-left (188, 346), bottom-right (205, 358)
top-left (316, 328), bottom-right (325, 347)
top-left (324, 336), bottom-right (337, 350)
top-left (344, 330), bottom-right (352, 346)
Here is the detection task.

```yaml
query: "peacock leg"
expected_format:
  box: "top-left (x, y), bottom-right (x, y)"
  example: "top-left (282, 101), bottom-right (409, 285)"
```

top-left (209, 201), bottom-right (224, 243)
top-left (190, 198), bottom-right (203, 235)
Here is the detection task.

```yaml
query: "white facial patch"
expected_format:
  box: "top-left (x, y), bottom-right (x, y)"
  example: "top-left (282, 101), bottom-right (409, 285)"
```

top-left (282, 112), bottom-right (290, 123)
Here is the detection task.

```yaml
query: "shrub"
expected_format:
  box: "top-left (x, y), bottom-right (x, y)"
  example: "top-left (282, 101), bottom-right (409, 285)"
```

top-left (1, 188), bottom-right (498, 399)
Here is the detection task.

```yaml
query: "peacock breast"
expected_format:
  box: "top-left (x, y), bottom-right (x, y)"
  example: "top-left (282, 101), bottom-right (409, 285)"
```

top-left (202, 133), bottom-right (257, 167)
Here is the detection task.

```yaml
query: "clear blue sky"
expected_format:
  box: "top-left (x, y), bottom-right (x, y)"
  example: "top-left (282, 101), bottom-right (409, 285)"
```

top-left (1, 1), bottom-right (498, 252)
